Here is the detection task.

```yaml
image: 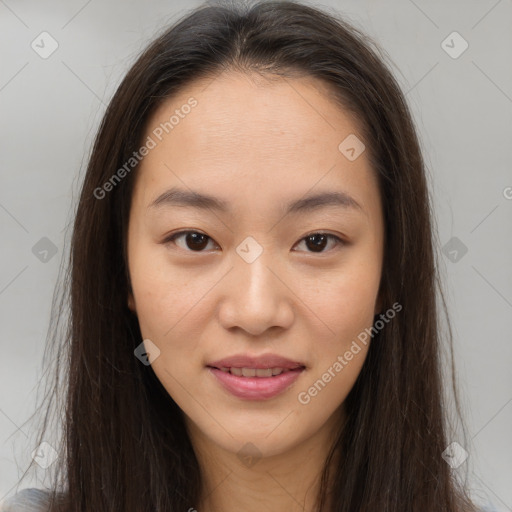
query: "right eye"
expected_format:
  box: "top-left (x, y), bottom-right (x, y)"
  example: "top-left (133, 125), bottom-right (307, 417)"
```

top-left (163, 230), bottom-right (219, 252)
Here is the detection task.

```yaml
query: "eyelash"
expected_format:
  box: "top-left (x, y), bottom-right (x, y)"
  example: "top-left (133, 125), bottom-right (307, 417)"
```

top-left (163, 230), bottom-right (345, 254)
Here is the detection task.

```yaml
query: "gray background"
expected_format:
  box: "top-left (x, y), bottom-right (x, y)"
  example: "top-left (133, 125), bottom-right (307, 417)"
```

top-left (0, 0), bottom-right (511, 509)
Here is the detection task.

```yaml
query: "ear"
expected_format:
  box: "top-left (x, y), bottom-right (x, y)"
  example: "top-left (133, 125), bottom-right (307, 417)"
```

top-left (374, 290), bottom-right (384, 317)
top-left (128, 291), bottom-right (136, 313)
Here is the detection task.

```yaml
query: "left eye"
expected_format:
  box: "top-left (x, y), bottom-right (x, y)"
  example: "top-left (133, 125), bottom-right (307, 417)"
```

top-left (164, 231), bottom-right (344, 254)
top-left (294, 232), bottom-right (344, 253)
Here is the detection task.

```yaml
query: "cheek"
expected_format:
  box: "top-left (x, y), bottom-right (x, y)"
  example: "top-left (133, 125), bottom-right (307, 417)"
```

top-left (296, 276), bottom-right (374, 410)
top-left (129, 246), bottom-right (202, 334)
top-left (295, 258), bottom-right (379, 403)
top-left (299, 263), bottom-right (380, 342)
top-left (130, 262), bottom-right (204, 404)
top-left (128, 247), bottom-right (215, 384)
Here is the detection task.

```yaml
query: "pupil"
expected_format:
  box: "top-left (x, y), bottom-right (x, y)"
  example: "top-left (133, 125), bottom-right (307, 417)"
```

top-left (307, 234), bottom-right (327, 252)
top-left (187, 233), bottom-right (208, 251)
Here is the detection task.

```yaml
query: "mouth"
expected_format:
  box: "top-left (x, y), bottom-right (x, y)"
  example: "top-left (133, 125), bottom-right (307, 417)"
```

top-left (205, 353), bottom-right (307, 400)
top-left (206, 363), bottom-right (306, 400)
top-left (206, 365), bottom-right (305, 377)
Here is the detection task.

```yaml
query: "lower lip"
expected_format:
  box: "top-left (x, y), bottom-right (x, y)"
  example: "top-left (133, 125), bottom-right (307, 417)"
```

top-left (207, 367), bottom-right (305, 400)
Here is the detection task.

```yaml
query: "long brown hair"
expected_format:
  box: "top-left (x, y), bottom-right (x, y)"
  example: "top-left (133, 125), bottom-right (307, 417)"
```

top-left (15, 1), bottom-right (477, 510)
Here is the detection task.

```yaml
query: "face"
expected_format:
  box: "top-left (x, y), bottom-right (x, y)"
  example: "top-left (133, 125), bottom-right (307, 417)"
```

top-left (126, 71), bottom-right (384, 460)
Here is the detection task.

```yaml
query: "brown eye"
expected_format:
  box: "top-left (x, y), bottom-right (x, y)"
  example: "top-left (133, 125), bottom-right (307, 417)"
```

top-left (165, 231), bottom-right (217, 252)
top-left (294, 233), bottom-right (343, 253)
top-left (164, 230), bottom-right (343, 254)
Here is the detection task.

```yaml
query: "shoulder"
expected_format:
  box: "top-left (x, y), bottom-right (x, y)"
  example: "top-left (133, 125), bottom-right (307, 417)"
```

top-left (479, 505), bottom-right (499, 512)
top-left (0, 488), bottom-right (53, 511)
top-left (2, 489), bottom-right (494, 512)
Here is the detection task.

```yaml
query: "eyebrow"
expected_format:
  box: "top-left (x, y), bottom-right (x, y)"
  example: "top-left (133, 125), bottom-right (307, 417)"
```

top-left (148, 187), bottom-right (364, 216)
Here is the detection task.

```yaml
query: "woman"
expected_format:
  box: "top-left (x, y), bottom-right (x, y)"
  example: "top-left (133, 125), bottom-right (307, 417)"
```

top-left (1, 0), bottom-right (489, 510)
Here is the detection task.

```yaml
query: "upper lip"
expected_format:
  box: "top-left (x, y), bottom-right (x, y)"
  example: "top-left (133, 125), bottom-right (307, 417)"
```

top-left (207, 353), bottom-right (306, 370)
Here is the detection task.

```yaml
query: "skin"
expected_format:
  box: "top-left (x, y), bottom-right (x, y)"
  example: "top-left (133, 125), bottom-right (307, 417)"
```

top-left (126, 71), bottom-right (385, 512)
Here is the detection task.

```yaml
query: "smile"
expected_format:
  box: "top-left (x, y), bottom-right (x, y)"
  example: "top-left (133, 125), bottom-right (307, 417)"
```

top-left (207, 366), bottom-right (305, 400)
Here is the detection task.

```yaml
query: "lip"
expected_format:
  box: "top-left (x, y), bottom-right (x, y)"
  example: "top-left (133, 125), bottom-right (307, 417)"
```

top-left (207, 353), bottom-right (306, 370)
top-left (207, 366), bottom-right (305, 400)
top-left (206, 353), bottom-right (306, 400)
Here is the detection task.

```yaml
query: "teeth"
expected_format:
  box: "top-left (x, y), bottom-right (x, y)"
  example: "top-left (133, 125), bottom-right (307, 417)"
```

top-left (256, 368), bottom-right (273, 377)
top-left (218, 367), bottom-right (293, 377)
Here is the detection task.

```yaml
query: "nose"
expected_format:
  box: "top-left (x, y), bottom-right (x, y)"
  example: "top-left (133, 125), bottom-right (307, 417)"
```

top-left (217, 250), bottom-right (294, 337)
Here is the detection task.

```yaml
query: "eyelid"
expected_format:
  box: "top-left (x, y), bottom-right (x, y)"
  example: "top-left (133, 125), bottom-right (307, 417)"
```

top-left (162, 229), bottom-right (346, 253)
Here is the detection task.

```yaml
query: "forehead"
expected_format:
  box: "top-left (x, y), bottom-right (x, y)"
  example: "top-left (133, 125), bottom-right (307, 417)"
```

top-left (145, 71), bottom-right (362, 154)
top-left (132, 71), bottom-right (378, 218)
